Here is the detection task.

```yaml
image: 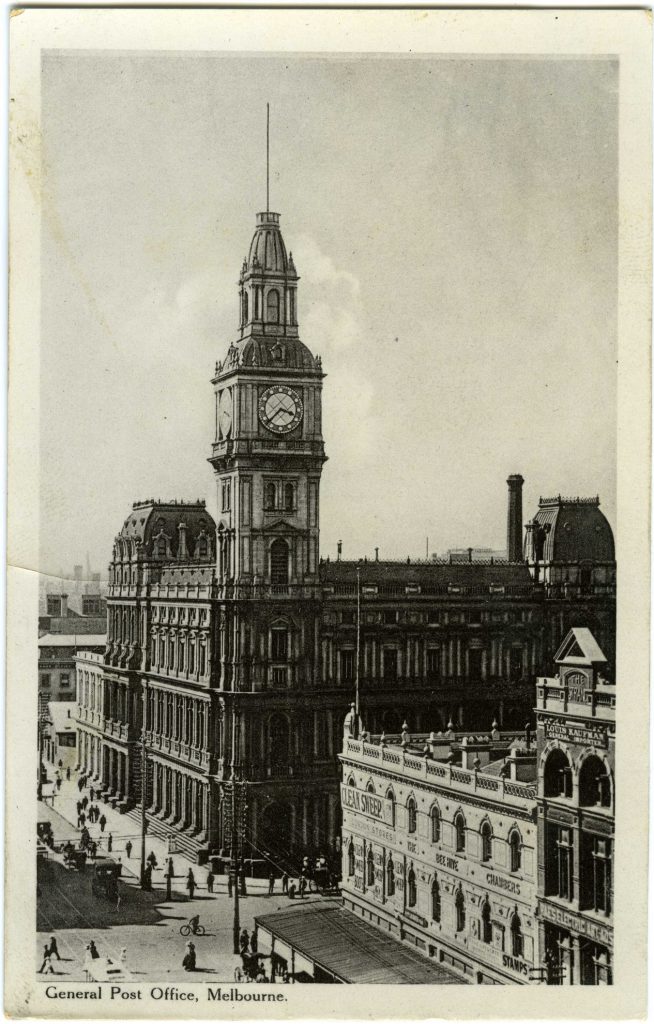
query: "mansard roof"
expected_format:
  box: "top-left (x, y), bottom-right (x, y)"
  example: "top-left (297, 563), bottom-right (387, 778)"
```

top-left (114, 500), bottom-right (216, 563)
top-left (526, 496), bottom-right (615, 564)
top-left (320, 559), bottom-right (534, 590)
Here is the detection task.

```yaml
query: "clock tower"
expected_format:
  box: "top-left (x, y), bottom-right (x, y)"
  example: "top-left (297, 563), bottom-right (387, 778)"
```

top-left (209, 209), bottom-right (333, 862)
top-left (210, 210), bottom-right (325, 586)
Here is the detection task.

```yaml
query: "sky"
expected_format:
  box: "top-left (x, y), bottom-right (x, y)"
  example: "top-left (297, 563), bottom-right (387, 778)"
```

top-left (40, 53), bottom-right (617, 578)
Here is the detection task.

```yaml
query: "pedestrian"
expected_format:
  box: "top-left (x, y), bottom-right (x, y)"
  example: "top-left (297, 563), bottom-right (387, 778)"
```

top-left (47, 936), bottom-right (61, 960)
top-left (99, 814), bottom-right (106, 833)
top-left (125, 840), bottom-right (132, 859)
top-left (299, 876), bottom-right (306, 898)
top-left (82, 796), bottom-right (88, 810)
top-left (38, 949), bottom-right (55, 975)
top-left (107, 833), bottom-right (113, 853)
top-left (239, 928), bottom-right (249, 954)
top-left (77, 778), bottom-right (83, 792)
top-left (147, 850), bottom-right (157, 869)
top-left (88, 940), bottom-right (99, 960)
top-left (206, 870), bottom-right (214, 894)
top-left (186, 869), bottom-right (196, 900)
top-left (183, 941), bottom-right (196, 972)
top-left (79, 812), bottom-right (86, 827)
top-left (250, 930), bottom-right (258, 954)
top-left (66, 767), bottom-right (70, 781)
top-left (90, 840), bottom-right (97, 859)
top-left (282, 872), bottom-right (289, 894)
top-left (120, 947), bottom-right (127, 966)
top-left (58, 759), bottom-right (63, 769)
top-left (288, 882), bottom-right (296, 900)
top-left (89, 786), bottom-right (94, 802)
top-left (268, 869), bottom-right (275, 895)
top-left (55, 778), bottom-right (61, 791)
top-left (76, 800), bottom-right (82, 815)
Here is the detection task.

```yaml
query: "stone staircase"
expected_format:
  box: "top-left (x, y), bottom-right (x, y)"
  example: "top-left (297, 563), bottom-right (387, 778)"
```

top-left (123, 805), bottom-right (209, 864)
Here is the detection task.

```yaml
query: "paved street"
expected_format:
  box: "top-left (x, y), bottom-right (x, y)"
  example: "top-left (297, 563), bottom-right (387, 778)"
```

top-left (37, 765), bottom-right (330, 983)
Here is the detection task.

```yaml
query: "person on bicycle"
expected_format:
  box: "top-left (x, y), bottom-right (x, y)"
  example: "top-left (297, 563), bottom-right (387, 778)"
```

top-left (189, 914), bottom-right (200, 935)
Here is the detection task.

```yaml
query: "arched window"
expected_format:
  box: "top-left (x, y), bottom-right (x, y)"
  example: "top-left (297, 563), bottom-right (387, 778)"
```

top-left (407, 867), bottom-right (417, 908)
top-left (454, 812), bottom-right (466, 853)
top-left (242, 290), bottom-right (249, 325)
top-left (366, 847), bottom-right (375, 886)
top-left (407, 797), bottom-right (417, 834)
top-left (271, 625), bottom-right (288, 662)
top-left (481, 898), bottom-right (492, 943)
top-left (579, 755), bottom-right (611, 807)
top-left (348, 775), bottom-right (356, 787)
top-left (431, 877), bottom-right (441, 922)
top-left (266, 289), bottom-right (280, 323)
top-left (509, 829), bottom-right (522, 873)
top-left (481, 820), bottom-right (493, 862)
top-left (544, 748), bottom-right (572, 798)
top-left (455, 886), bottom-right (466, 932)
top-left (511, 911), bottom-right (524, 957)
top-left (285, 483), bottom-right (294, 512)
top-left (430, 805), bottom-right (441, 843)
top-left (366, 781), bottom-right (376, 794)
top-left (348, 842), bottom-right (355, 877)
top-left (156, 537), bottom-right (167, 557)
top-left (264, 482), bottom-right (276, 510)
top-left (386, 857), bottom-right (395, 896)
top-left (386, 789), bottom-right (395, 827)
top-left (269, 713), bottom-right (290, 769)
top-left (270, 538), bottom-right (289, 585)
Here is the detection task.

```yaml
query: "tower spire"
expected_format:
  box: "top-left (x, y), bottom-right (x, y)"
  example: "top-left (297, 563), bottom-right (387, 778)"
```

top-left (266, 103), bottom-right (270, 214)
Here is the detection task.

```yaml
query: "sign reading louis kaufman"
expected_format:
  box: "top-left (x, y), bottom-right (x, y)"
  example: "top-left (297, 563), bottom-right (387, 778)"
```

top-left (341, 785), bottom-right (395, 825)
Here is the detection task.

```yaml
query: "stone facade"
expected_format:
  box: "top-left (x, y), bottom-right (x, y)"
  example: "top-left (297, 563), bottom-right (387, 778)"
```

top-left (535, 628), bottom-right (614, 985)
top-left (339, 725), bottom-right (538, 985)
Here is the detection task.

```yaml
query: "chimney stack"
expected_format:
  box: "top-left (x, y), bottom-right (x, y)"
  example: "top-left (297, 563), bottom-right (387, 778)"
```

top-left (506, 474), bottom-right (524, 562)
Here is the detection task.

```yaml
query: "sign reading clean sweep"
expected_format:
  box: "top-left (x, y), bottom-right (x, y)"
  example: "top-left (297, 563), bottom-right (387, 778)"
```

top-left (340, 785), bottom-right (395, 825)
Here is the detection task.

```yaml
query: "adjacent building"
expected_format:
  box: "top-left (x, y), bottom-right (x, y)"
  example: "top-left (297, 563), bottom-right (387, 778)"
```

top-left (339, 721), bottom-right (538, 985)
top-left (42, 701), bottom-right (77, 768)
top-left (535, 628), bottom-right (614, 985)
top-left (39, 633), bottom-right (105, 703)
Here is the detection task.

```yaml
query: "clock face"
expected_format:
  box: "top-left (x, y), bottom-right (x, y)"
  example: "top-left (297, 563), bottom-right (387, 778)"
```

top-left (259, 384), bottom-right (303, 434)
top-left (219, 389), bottom-right (233, 437)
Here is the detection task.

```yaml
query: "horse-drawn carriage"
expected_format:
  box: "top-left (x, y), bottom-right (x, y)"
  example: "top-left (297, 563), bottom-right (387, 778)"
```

top-left (91, 857), bottom-right (122, 899)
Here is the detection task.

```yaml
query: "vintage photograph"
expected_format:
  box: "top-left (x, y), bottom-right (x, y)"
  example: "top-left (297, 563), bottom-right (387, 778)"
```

top-left (6, 8), bottom-right (651, 1018)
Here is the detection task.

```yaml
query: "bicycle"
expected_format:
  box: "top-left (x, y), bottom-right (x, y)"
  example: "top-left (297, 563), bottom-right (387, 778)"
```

top-left (179, 923), bottom-right (206, 937)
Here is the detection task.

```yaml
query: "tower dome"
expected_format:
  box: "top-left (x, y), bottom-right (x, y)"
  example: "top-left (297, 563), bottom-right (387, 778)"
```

top-left (247, 212), bottom-right (290, 273)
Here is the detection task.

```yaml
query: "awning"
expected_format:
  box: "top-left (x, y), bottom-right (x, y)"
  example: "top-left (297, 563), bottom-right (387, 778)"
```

top-left (255, 900), bottom-right (465, 985)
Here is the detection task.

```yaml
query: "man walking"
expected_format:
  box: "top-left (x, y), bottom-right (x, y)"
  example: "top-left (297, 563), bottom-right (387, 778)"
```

top-left (107, 833), bottom-right (113, 853)
top-left (38, 946), bottom-right (55, 974)
top-left (186, 869), bottom-right (196, 900)
top-left (268, 869), bottom-right (275, 896)
top-left (89, 786), bottom-right (94, 802)
top-left (206, 870), bottom-right (214, 894)
top-left (99, 813), bottom-right (106, 833)
top-left (125, 840), bottom-right (132, 859)
top-left (239, 928), bottom-right (249, 954)
top-left (282, 872), bottom-right (289, 894)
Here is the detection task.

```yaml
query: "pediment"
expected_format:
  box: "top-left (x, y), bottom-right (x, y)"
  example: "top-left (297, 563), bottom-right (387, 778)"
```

top-left (261, 518), bottom-right (304, 535)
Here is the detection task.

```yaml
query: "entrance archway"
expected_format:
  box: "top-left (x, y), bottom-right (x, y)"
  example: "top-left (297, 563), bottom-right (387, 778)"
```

top-left (260, 801), bottom-right (293, 863)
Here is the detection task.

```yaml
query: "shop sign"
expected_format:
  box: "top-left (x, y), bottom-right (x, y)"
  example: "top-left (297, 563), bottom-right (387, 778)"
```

top-left (543, 718), bottom-right (608, 749)
top-left (341, 784), bottom-right (395, 825)
top-left (540, 900), bottom-right (613, 946)
top-left (485, 871), bottom-right (522, 897)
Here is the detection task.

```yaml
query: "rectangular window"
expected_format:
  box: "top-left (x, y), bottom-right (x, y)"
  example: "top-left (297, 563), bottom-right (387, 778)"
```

top-left (272, 667), bottom-right (287, 688)
top-left (41, 674), bottom-right (51, 689)
top-left (271, 628), bottom-right (288, 661)
top-left (341, 610), bottom-right (356, 625)
top-left (383, 610), bottom-right (397, 625)
top-left (469, 609), bottom-right (482, 624)
top-left (222, 479), bottom-right (231, 512)
top-left (427, 610), bottom-right (440, 625)
top-left (468, 649), bottom-right (483, 679)
top-left (383, 648), bottom-right (398, 681)
top-left (427, 648), bottom-right (440, 680)
top-left (60, 674), bottom-right (71, 688)
top-left (341, 649), bottom-right (355, 683)
top-left (46, 596), bottom-right (62, 616)
top-left (592, 837), bottom-right (611, 914)
top-left (556, 827), bottom-right (574, 900)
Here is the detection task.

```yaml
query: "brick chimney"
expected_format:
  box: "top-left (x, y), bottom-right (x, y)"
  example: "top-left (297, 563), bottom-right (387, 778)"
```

top-left (506, 475), bottom-right (524, 562)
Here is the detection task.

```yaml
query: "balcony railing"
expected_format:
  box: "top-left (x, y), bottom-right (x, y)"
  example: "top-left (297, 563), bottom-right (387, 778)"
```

top-left (341, 737), bottom-right (536, 808)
